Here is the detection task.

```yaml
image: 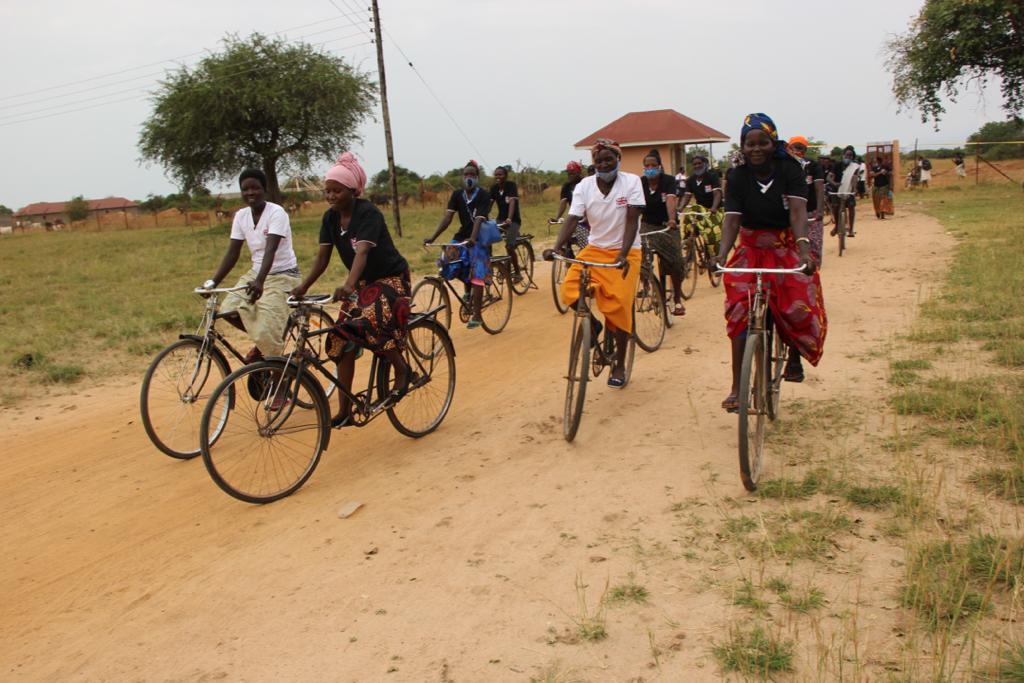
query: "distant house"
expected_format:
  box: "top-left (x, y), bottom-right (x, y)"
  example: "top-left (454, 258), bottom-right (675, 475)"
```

top-left (574, 109), bottom-right (730, 175)
top-left (15, 197), bottom-right (140, 226)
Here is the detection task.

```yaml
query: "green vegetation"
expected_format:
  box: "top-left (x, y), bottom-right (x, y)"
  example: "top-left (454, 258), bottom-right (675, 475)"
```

top-left (65, 195), bottom-right (89, 222)
top-left (605, 577), bottom-right (649, 605)
top-left (712, 624), bottom-right (795, 677)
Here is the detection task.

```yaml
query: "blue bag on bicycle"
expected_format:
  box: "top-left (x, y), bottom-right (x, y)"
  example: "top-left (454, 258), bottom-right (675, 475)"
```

top-left (477, 219), bottom-right (502, 247)
top-left (439, 244), bottom-right (469, 282)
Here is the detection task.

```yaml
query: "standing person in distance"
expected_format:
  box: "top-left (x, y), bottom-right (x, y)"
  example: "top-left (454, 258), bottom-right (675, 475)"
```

top-left (490, 165), bottom-right (524, 283)
top-left (953, 152), bottom-right (967, 180)
top-left (918, 156), bottom-right (932, 188)
top-left (787, 136), bottom-right (825, 266)
top-left (675, 165), bottom-right (687, 196)
top-left (868, 156), bottom-right (893, 219)
top-left (544, 139), bottom-right (643, 388)
top-left (640, 149), bottom-right (686, 317)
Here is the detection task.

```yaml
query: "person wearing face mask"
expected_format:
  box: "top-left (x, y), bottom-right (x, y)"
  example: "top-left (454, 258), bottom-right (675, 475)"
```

top-left (424, 160), bottom-right (493, 329)
top-left (543, 138), bottom-right (644, 389)
top-left (714, 113), bottom-right (827, 412)
top-left (640, 149), bottom-right (686, 316)
top-left (787, 135), bottom-right (826, 267)
top-left (830, 146), bottom-right (859, 238)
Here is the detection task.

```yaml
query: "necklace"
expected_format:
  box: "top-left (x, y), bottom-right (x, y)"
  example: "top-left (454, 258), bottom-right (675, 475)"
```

top-left (756, 176), bottom-right (775, 194)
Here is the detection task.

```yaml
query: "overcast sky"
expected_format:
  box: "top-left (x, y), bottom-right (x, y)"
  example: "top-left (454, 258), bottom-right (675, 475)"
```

top-left (0, 0), bottom-right (1007, 209)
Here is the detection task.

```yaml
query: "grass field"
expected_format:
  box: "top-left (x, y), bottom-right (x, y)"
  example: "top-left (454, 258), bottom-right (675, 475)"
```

top-left (0, 198), bottom-right (562, 406)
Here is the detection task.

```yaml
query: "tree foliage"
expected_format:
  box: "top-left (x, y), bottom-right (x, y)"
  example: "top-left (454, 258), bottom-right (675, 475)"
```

top-left (0, 204), bottom-right (12, 216)
top-left (886, 0), bottom-right (1024, 124)
top-left (66, 195), bottom-right (90, 222)
top-left (139, 33), bottom-right (377, 201)
top-left (969, 119), bottom-right (1024, 158)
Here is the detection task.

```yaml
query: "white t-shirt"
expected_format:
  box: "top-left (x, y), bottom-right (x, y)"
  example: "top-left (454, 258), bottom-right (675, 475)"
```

top-left (569, 173), bottom-right (645, 250)
top-left (230, 201), bottom-right (298, 273)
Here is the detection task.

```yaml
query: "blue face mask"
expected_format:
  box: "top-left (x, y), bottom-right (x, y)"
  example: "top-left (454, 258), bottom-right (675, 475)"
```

top-left (463, 177), bottom-right (477, 190)
top-left (596, 163), bottom-right (619, 183)
top-left (643, 168), bottom-right (659, 179)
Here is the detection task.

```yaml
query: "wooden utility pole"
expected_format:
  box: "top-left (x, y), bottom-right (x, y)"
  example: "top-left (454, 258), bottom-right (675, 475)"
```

top-left (371, 0), bottom-right (402, 236)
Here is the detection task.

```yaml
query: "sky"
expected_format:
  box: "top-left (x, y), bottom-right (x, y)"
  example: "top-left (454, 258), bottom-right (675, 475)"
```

top-left (0, 0), bottom-right (1008, 210)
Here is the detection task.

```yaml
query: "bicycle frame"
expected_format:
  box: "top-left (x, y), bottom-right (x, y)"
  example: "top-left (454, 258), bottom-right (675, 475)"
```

top-left (556, 254), bottom-right (623, 367)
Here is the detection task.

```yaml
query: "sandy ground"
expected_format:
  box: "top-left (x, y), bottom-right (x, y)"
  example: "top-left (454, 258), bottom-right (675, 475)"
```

top-left (1, 206), bottom-right (953, 682)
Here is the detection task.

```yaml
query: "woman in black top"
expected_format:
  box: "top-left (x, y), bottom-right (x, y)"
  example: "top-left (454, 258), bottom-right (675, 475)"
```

top-left (640, 149), bottom-right (686, 316)
top-left (490, 165), bottom-right (524, 281)
top-left (291, 152), bottom-right (411, 427)
top-left (679, 156), bottom-right (722, 212)
top-left (714, 114), bottom-right (828, 412)
top-left (869, 157), bottom-right (892, 219)
top-left (551, 161), bottom-right (589, 252)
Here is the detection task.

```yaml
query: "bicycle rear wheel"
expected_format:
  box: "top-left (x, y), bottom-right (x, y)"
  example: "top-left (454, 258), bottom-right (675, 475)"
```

top-left (481, 260), bottom-right (513, 334)
top-left (704, 236), bottom-right (723, 287)
top-left (200, 360), bottom-right (329, 504)
top-left (658, 267), bottom-right (675, 329)
top-left (411, 277), bottom-right (452, 330)
top-left (551, 258), bottom-right (570, 314)
top-left (767, 323), bottom-right (786, 421)
top-left (836, 207), bottom-right (846, 257)
top-left (680, 232), bottom-right (698, 300)
top-left (511, 241), bottom-right (534, 296)
top-left (737, 331), bottom-right (768, 491)
top-left (633, 271), bottom-right (666, 353)
top-left (380, 318), bottom-right (456, 438)
top-left (563, 314), bottom-right (591, 442)
top-left (141, 337), bottom-right (230, 459)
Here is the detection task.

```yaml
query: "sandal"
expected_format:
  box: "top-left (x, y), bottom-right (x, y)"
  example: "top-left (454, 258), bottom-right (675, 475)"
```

top-left (672, 304), bottom-right (686, 317)
top-left (330, 412), bottom-right (353, 429)
top-left (607, 375), bottom-right (626, 389)
top-left (722, 393), bottom-right (739, 413)
top-left (467, 319), bottom-right (482, 330)
top-left (784, 364), bottom-right (805, 383)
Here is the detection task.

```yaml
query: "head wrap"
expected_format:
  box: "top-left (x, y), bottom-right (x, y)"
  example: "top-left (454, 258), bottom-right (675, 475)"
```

top-left (788, 135), bottom-right (810, 148)
top-left (591, 138), bottom-right (622, 159)
top-left (239, 167), bottom-right (267, 190)
top-left (566, 161), bottom-right (583, 174)
top-left (325, 152), bottom-right (367, 196)
top-left (740, 113), bottom-right (789, 159)
top-left (465, 160), bottom-right (480, 171)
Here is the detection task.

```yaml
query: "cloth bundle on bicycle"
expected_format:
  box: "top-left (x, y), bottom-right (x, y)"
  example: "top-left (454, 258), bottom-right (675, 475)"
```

top-left (439, 242), bottom-right (491, 286)
top-left (477, 219), bottom-right (503, 247)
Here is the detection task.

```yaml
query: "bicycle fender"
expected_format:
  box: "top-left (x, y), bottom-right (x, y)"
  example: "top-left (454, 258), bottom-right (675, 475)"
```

top-left (177, 334), bottom-right (234, 408)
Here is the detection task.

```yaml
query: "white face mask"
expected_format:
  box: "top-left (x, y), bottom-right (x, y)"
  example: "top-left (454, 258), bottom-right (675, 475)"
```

top-left (596, 163), bottom-right (619, 182)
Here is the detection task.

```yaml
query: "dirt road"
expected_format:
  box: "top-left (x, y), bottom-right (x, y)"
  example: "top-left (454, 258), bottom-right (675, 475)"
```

top-left (1, 207), bottom-right (952, 681)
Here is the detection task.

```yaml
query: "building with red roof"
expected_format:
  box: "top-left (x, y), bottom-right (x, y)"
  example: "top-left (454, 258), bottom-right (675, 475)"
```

top-left (574, 109), bottom-right (730, 175)
top-left (15, 197), bottom-right (139, 226)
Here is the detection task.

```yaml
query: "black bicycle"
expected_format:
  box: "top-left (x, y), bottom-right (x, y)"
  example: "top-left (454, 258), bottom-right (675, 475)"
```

top-left (502, 224), bottom-right (536, 296)
top-left (410, 241), bottom-right (513, 333)
top-left (635, 226), bottom-right (669, 352)
top-left (198, 295), bottom-right (456, 504)
top-left (829, 191), bottom-right (855, 257)
top-left (679, 208), bottom-right (723, 299)
top-left (140, 285), bottom-right (334, 459)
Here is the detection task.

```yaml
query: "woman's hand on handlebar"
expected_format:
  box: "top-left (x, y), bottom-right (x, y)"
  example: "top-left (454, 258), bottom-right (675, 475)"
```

top-left (289, 284), bottom-right (309, 299)
top-left (332, 283), bottom-right (355, 302)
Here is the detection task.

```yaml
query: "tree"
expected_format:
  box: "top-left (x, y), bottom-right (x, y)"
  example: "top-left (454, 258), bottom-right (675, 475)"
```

top-left (886, 0), bottom-right (1024, 125)
top-left (139, 33), bottom-right (377, 202)
top-left (0, 204), bottom-right (12, 216)
top-left (368, 165), bottom-right (422, 196)
top-left (968, 119), bottom-right (1024, 158)
top-left (66, 196), bottom-right (90, 222)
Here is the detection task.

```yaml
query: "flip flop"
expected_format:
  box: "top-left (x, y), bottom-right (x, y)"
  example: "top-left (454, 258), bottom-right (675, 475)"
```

top-left (672, 305), bottom-right (686, 317)
top-left (607, 375), bottom-right (626, 389)
top-left (330, 413), bottom-right (353, 429)
top-left (722, 394), bottom-right (739, 413)
top-left (467, 319), bottom-right (482, 330)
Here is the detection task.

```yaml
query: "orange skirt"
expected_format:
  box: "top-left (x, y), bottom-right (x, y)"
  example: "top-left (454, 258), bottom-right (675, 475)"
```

top-left (560, 246), bottom-right (642, 333)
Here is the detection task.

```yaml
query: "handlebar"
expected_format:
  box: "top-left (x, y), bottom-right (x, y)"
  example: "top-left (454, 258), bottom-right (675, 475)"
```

top-left (423, 240), bottom-right (469, 248)
top-left (640, 226), bottom-right (672, 237)
top-left (713, 265), bottom-right (809, 275)
top-left (828, 192), bottom-right (856, 196)
top-left (286, 294), bottom-right (333, 306)
top-left (551, 253), bottom-right (624, 269)
top-left (548, 218), bottom-right (564, 225)
top-left (194, 285), bottom-right (248, 295)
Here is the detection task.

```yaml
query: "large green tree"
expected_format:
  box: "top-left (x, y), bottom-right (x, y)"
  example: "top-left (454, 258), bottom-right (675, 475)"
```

top-left (139, 33), bottom-right (377, 201)
top-left (887, 0), bottom-right (1024, 125)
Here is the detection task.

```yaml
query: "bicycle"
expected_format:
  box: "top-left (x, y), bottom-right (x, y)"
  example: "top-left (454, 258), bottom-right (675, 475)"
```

top-left (551, 253), bottom-right (636, 442)
top-left (828, 192), bottom-right (855, 257)
top-left (198, 293), bottom-right (456, 504)
top-left (679, 209), bottom-right (723, 299)
top-left (548, 218), bottom-right (592, 315)
top-left (635, 226), bottom-right (670, 351)
top-left (500, 224), bottom-right (536, 297)
top-left (714, 263), bottom-right (807, 492)
top-left (140, 285), bottom-right (335, 460)
top-left (409, 241), bottom-right (514, 334)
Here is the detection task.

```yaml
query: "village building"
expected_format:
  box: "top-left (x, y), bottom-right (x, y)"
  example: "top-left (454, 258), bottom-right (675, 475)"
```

top-left (14, 197), bottom-right (139, 227)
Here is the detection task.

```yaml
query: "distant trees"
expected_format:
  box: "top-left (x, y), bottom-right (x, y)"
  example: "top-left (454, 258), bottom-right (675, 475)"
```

top-left (968, 119), bottom-right (1024, 159)
top-left (66, 196), bottom-right (90, 222)
top-left (139, 33), bottom-right (377, 202)
top-left (0, 205), bottom-right (12, 216)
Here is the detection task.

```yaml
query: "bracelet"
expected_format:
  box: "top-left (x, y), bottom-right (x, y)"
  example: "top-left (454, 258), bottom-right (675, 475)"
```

top-left (795, 237), bottom-right (811, 245)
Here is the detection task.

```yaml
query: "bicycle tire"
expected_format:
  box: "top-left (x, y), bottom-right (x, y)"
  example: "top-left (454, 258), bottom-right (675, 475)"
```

top-left (680, 232), bottom-right (698, 300)
top-left (411, 277), bottom-right (452, 330)
top-left (633, 272), bottom-right (666, 353)
top-left (551, 258), bottom-right (570, 314)
top-left (140, 337), bottom-right (231, 459)
top-left (481, 260), bottom-right (513, 334)
top-left (563, 314), bottom-right (591, 442)
top-left (379, 318), bottom-right (456, 438)
top-left (705, 236), bottom-right (723, 287)
top-left (658, 268), bottom-right (675, 329)
top-left (767, 323), bottom-right (786, 421)
top-left (737, 331), bottom-right (768, 491)
top-left (511, 241), bottom-right (534, 296)
top-left (622, 322), bottom-right (636, 385)
top-left (200, 360), bottom-right (329, 504)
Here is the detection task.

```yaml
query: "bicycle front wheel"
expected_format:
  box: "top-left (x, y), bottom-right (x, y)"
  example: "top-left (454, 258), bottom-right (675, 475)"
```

top-left (141, 337), bottom-right (230, 459)
top-left (411, 277), bottom-right (452, 330)
top-left (680, 232), bottom-right (698, 300)
top-left (767, 324), bottom-right (786, 421)
top-left (511, 241), bottom-right (534, 296)
top-left (633, 272), bottom-right (666, 353)
top-left (200, 360), bottom-right (329, 504)
top-left (551, 258), bottom-right (570, 314)
top-left (563, 314), bottom-right (592, 442)
top-left (481, 261), bottom-right (513, 334)
top-left (836, 207), bottom-right (846, 257)
top-left (381, 318), bottom-right (456, 438)
top-left (737, 331), bottom-right (768, 491)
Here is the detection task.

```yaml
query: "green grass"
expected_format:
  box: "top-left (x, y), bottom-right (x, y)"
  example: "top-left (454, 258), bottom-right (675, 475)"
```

top-left (996, 643), bottom-right (1024, 682)
top-left (843, 483), bottom-right (904, 509)
top-left (712, 624), bottom-right (795, 677)
top-left (756, 469), bottom-right (825, 500)
top-left (778, 586), bottom-right (825, 613)
top-left (606, 578), bottom-right (649, 605)
top-left (732, 579), bottom-right (769, 612)
top-left (969, 467), bottom-right (1024, 504)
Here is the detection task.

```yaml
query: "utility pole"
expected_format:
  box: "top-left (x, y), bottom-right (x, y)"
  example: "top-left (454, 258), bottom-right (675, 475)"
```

top-left (370, 0), bottom-right (402, 236)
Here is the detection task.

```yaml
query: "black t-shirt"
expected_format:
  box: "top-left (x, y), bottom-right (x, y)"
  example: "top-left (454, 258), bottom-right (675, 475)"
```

top-left (490, 181), bottom-right (521, 224)
top-left (684, 170), bottom-right (722, 209)
top-left (871, 165), bottom-right (891, 188)
top-left (796, 157), bottom-right (824, 213)
top-left (319, 200), bottom-right (408, 282)
top-left (640, 172), bottom-right (678, 225)
top-left (724, 158), bottom-right (808, 230)
top-left (560, 179), bottom-right (580, 203)
top-left (446, 188), bottom-right (493, 240)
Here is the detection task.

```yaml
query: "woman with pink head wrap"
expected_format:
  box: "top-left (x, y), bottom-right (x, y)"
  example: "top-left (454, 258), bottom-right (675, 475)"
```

top-left (291, 151), bottom-right (412, 427)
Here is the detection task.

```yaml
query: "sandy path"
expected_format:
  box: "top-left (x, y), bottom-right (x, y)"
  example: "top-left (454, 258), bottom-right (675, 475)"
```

top-left (1, 207), bottom-right (952, 681)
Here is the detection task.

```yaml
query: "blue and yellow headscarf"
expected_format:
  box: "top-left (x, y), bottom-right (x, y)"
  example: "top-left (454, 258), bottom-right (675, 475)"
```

top-left (740, 113), bottom-right (790, 159)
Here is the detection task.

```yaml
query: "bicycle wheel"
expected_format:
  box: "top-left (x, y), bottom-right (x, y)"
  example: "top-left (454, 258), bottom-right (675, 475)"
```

top-left (379, 318), bottom-right (456, 438)
top-left (480, 260), bottom-right (513, 334)
top-left (622, 321), bottom-right (636, 385)
top-left (767, 323), bottom-right (786, 421)
top-left (837, 209), bottom-right (846, 257)
top-left (410, 277), bottom-right (452, 330)
top-left (680, 232), bottom-right (698, 300)
top-left (658, 268), bottom-right (674, 329)
top-left (293, 308), bottom-right (338, 401)
top-left (551, 258), bottom-right (570, 314)
top-left (705, 236), bottom-right (723, 287)
top-left (141, 337), bottom-right (231, 459)
top-left (737, 331), bottom-right (768, 492)
top-left (563, 313), bottom-right (592, 442)
top-left (200, 360), bottom-right (329, 504)
top-left (511, 241), bottom-right (534, 296)
top-left (633, 272), bottom-right (666, 353)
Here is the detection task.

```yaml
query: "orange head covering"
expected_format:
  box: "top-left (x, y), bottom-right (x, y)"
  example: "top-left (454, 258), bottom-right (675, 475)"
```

top-left (787, 136), bottom-right (810, 157)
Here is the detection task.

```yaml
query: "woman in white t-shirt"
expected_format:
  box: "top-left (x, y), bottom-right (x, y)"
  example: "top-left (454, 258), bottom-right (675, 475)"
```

top-left (201, 168), bottom-right (301, 360)
top-left (544, 139), bottom-right (643, 388)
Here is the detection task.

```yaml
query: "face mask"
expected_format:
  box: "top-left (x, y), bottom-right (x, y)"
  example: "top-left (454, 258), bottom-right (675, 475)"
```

top-left (643, 168), bottom-right (659, 179)
top-left (693, 167), bottom-right (706, 177)
top-left (463, 177), bottom-right (477, 190)
top-left (596, 163), bottom-right (619, 183)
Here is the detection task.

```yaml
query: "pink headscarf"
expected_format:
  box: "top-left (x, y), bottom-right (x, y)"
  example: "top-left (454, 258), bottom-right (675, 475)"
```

top-left (325, 152), bottom-right (367, 196)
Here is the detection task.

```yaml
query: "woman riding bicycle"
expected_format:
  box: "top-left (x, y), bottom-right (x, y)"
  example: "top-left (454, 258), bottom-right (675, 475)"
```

top-left (640, 149), bottom-right (686, 317)
top-left (714, 113), bottom-right (827, 412)
top-left (424, 161), bottom-right (493, 329)
top-left (290, 152), bottom-right (411, 428)
top-left (490, 165), bottom-right (524, 283)
top-left (544, 138), bottom-right (643, 388)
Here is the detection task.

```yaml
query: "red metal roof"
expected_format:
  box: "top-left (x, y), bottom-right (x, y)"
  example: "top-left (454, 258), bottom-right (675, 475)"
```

top-left (16, 197), bottom-right (139, 217)
top-left (574, 109), bottom-right (730, 148)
